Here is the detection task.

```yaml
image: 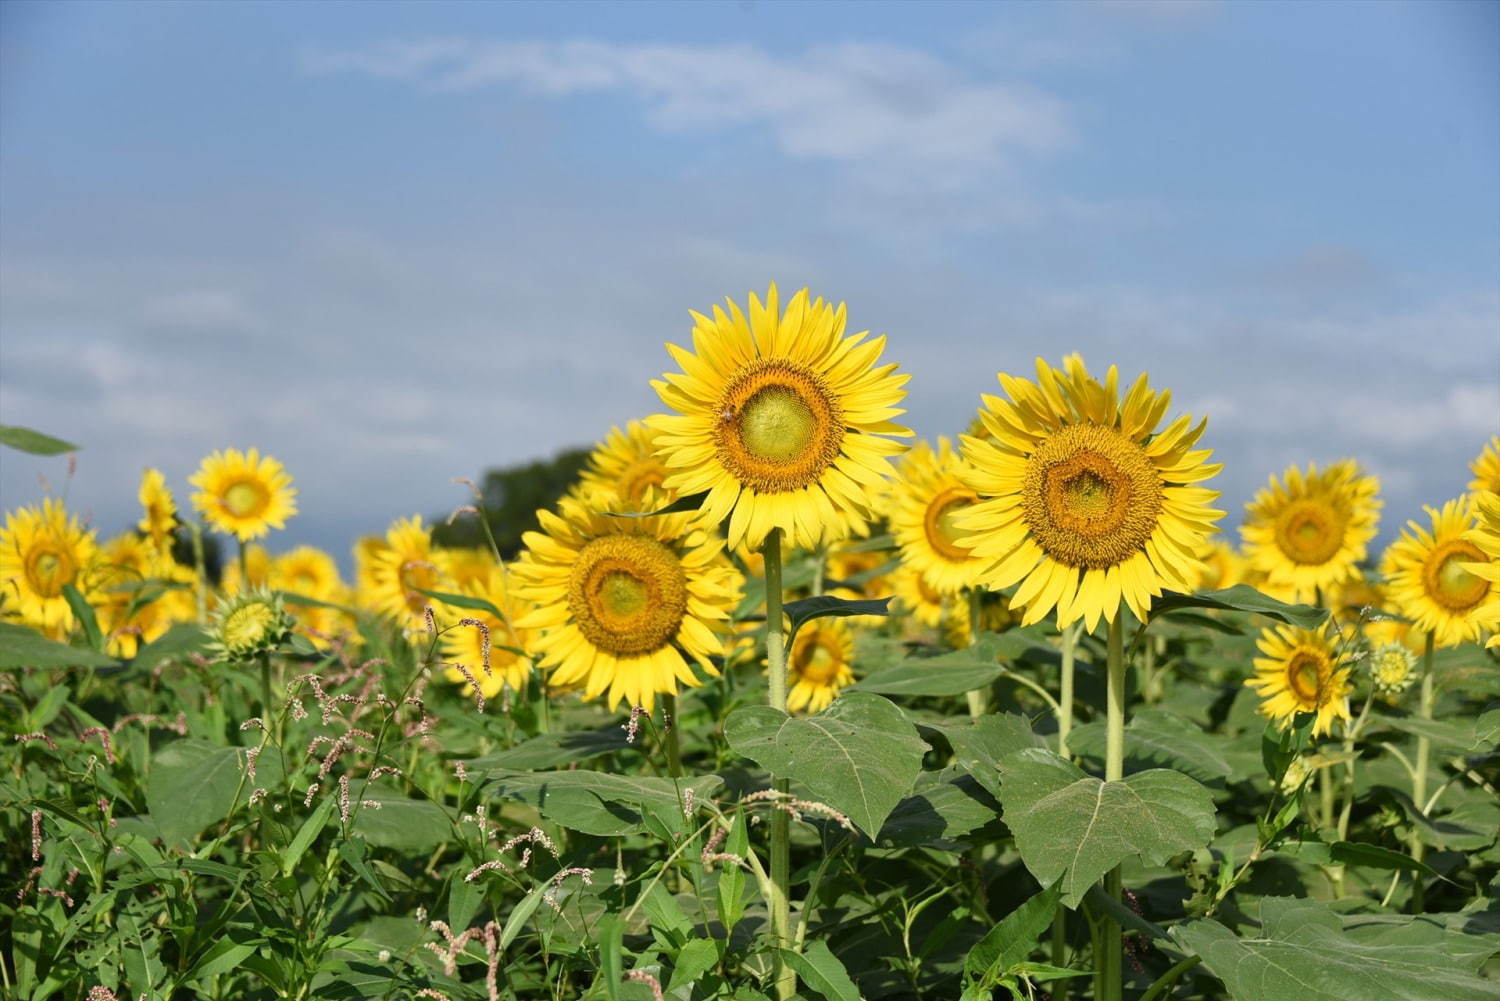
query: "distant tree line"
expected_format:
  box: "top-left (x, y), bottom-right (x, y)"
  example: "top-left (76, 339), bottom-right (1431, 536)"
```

top-left (431, 447), bottom-right (590, 559)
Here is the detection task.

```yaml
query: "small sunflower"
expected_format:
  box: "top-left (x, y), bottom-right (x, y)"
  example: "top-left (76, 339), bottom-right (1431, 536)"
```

top-left (137, 468), bottom-right (178, 552)
top-left (1469, 436), bottom-right (1500, 496)
top-left (576, 420), bottom-right (677, 512)
top-left (1189, 537), bottom-right (1247, 593)
top-left (93, 533), bottom-right (195, 658)
top-left (190, 448), bottom-right (297, 541)
top-left (786, 618), bottom-right (857, 713)
top-left (438, 546), bottom-right (497, 592)
top-left (210, 589), bottom-right (294, 660)
top-left (511, 498), bottom-right (741, 712)
top-left (1247, 622), bottom-right (1353, 737)
top-left (440, 563), bottom-right (536, 700)
top-left (646, 284), bottom-right (912, 552)
top-left (0, 498), bottom-right (98, 638)
top-left (825, 541), bottom-right (893, 599)
top-left (1381, 497), bottom-right (1499, 648)
top-left (1241, 460), bottom-right (1381, 603)
top-left (956, 355), bottom-right (1223, 631)
top-left (890, 562), bottom-right (947, 629)
top-left (890, 438), bottom-right (988, 596)
top-left (1369, 642), bottom-right (1418, 698)
top-left (270, 545), bottom-right (347, 643)
top-left (364, 516), bottom-right (450, 631)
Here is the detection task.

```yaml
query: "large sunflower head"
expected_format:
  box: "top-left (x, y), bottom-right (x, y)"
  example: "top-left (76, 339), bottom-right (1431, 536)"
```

top-left (1470, 436), bottom-right (1500, 496)
top-left (890, 438), bottom-right (987, 596)
top-left (510, 497), bottom-right (741, 712)
top-left (575, 420), bottom-right (677, 512)
top-left (137, 468), bottom-right (178, 552)
top-left (1240, 460), bottom-right (1381, 603)
top-left (0, 498), bottom-right (98, 638)
top-left (954, 355), bottom-right (1223, 632)
top-left (189, 448), bottom-right (297, 541)
top-left (439, 563), bottom-right (537, 701)
top-left (364, 515), bottom-right (450, 630)
top-left (786, 618), bottom-right (857, 714)
top-left (1381, 497), bottom-right (1499, 648)
top-left (1247, 622), bottom-right (1353, 738)
top-left (646, 284), bottom-right (912, 552)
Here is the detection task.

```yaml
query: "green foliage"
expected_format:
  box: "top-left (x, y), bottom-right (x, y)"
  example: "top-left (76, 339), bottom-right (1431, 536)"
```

top-left (0, 424), bottom-right (78, 455)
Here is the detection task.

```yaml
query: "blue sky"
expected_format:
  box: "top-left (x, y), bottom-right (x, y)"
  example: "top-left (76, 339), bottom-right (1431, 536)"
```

top-left (2, 0), bottom-right (1497, 564)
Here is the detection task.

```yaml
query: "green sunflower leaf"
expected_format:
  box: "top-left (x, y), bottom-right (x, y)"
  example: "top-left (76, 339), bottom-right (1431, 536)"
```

top-left (1150, 584), bottom-right (1326, 629)
top-left (0, 424), bottom-right (79, 455)
top-left (414, 588), bottom-right (504, 620)
top-left (783, 594), bottom-right (891, 644)
top-left (0, 621), bottom-right (116, 669)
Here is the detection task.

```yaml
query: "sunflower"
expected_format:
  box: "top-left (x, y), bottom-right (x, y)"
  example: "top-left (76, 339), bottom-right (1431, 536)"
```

top-left (364, 515), bottom-right (450, 631)
top-left (440, 563), bottom-right (536, 700)
top-left (1381, 497), bottom-right (1499, 648)
top-left (1470, 436), bottom-right (1500, 495)
top-left (94, 534), bottom-right (196, 658)
top-left (955, 355), bottom-right (1223, 631)
top-left (786, 618), bottom-right (857, 713)
top-left (353, 535), bottom-right (390, 597)
top-left (825, 541), bottom-right (893, 599)
top-left (1189, 537), bottom-right (1246, 593)
top-left (1464, 490), bottom-right (1500, 648)
top-left (1241, 460), bottom-right (1381, 604)
top-left (209, 590), bottom-right (294, 660)
top-left (575, 420), bottom-right (677, 512)
top-left (190, 448), bottom-right (297, 541)
top-left (270, 546), bottom-right (347, 643)
top-left (890, 438), bottom-right (988, 596)
top-left (438, 546), bottom-right (497, 591)
top-left (137, 468), bottom-right (177, 552)
top-left (942, 589), bottom-right (1019, 649)
top-left (1246, 622), bottom-right (1352, 737)
top-left (1368, 642), bottom-right (1418, 698)
top-left (646, 284), bottom-right (912, 552)
top-left (890, 562), bottom-right (947, 629)
top-left (511, 498), bottom-right (740, 712)
top-left (0, 498), bottom-right (98, 638)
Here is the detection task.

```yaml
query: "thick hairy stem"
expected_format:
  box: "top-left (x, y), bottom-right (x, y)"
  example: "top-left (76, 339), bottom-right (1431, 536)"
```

top-left (1410, 632), bottom-right (1435, 912)
top-left (662, 692), bottom-right (682, 778)
top-left (763, 529), bottom-right (796, 1000)
top-left (1099, 613), bottom-right (1127, 1000)
top-left (965, 588), bottom-right (987, 718)
top-left (1051, 621), bottom-right (1079, 994)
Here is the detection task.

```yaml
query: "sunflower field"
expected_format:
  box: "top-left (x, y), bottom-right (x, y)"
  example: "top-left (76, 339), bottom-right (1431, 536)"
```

top-left (3, 284), bottom-right (1498, 1001)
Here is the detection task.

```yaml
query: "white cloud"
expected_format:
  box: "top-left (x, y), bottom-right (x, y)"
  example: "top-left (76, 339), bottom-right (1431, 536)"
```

top-left (304, 38), bottom-right (1071, 187)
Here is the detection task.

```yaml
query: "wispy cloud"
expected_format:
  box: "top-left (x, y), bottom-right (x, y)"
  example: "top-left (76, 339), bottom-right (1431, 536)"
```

top-left (304, 38), bottom-right (1072, 188)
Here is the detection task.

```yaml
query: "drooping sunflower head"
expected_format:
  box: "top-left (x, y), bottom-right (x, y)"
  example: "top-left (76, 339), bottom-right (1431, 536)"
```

top-left (210, 589), bottom-right (294, 660)
top-left (1247, 622), bottom-right (1352, 738)
top-left (955, 355), bottom-right (1223, 632)
top-left (646, 284), bottom-right (912, 552)
top-left (1381, 497), bottom-right (1499, 648)
top-left (786, 618), bottom-right (857, 714)
top-left (510, 498), bottom-right (741, 712)
top-left (1240, 460), bottom-right (1381, 603)
top-left (575, 420), bottom-right (677, 512)
top-left (1369, 642), bottom-right (1418, 698)
top-left (137, 468), bottom-right (178, 552)
top-left (364, 515), bottom-right (450, 630)
top-left (1470, 436), bottom-right (1500, 496)
top-left (891, 438), bottom-right (988, 596)
top-left (439, 563), bottom-right (537, 701)
top-left (0, 498), bottom-right (98, 637)
top-left (189, 448), bottom-right (297, 541)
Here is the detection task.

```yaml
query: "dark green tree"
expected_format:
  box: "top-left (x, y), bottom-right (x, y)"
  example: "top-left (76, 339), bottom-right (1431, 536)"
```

top-left (432, 447), bottom-right (590, 559)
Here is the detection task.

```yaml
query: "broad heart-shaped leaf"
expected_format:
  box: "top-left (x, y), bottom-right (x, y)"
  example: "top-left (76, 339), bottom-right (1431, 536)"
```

top-left (997, 748), bottom-right (1215, 907)
top-left (850, 634), bottom-right (1012, 697)
top-left (1382, 707), bottom-right (1500, 754)
top-left (481, 769), bottom-right (722, 837)
top-left (129, 623), bottom-right (211, 674)
top-left (1171, 897), bottom-right (1499, 1001)
top-left (0, 424), bottom-right (78, 455)
top-left (147, 740), bottom-right (248, 847)
top-left (0, 621), bottom-right (116, 669)
top-left (1149, 585), bottom-right (1326, 630)
top-left (1067, 709), bottom-right (1234, 784)
top-left (877, 766), bottom-right (1000, 848)
top-left (724, 692), bottom-right (927, 837)
top-left (465, 725), bottom-right (633, 771)
top-left (350, 784), bottom-right (454, 850)
top-left (931, 713), bottom-right (1048, 800)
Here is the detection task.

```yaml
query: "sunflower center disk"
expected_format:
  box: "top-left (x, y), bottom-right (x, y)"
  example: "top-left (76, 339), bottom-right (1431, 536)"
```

top-left (223, 480), bottom-right (269, 518)
top-left (26, 547), bottom-right (74, 598)
top-left (569, 534), bottom-right (687, 656)
top-left (924, 487), bottom-right (977, 562)
top-left (1273, 499), bottom-right (1346, 566)
top-left (1286, 651), bottom-right (1326, 704)
top-left (1021, 424), bottom-right (1163, 569)
top-left (1425, 540), bottom-right (1488, 612)
top-left (797, 638), bottom-right (842, 684)
top-left (714, 361), bottom-right (845, 493)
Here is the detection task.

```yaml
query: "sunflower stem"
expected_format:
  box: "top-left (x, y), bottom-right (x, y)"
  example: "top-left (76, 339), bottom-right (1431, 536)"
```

top-left (763, 528), bottom-right (796, 1001)
top-left (237, 537), bottom-right (248, 589)
top-left (661, 693), bottom-right (683, 778)
top-left (1101, 613), bottom-right (1127, 1001)
top-left (1410, 631), bottom-right (1435, 913)
top-left (965, 588), bottom-right (986, 718)
top-left (189, 520), bottom-right (208, 623)
top-left (1058, 622), bottom-right (1078, 758)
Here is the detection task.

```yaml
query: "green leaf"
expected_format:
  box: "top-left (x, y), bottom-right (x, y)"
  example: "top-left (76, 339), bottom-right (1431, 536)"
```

top-left (62, 583), bottom-right (103, 650)
top-left (1278, 839), bottom-right (1443, 877)
top-left (1150, 585), bottom-right (1326, 629)
top-left (780, 941), bottom-right (861, 1001)
top-left (724, 693), bottom-right (927, 837)
top-left (146, 740), bottom-right (247, 846)
top-left (1067, 709), bottom-right (1234, 783)
top-left (481, 769), bottom-right (722, 837)
top-left (415, 588), bottom-right (504, 620)
top-left (997, 748), bottom-right (1217, 907)
top-left (601, 490), bottom-right (710, 518)
top-left (965, 882), bottom-right (1062, 980)
top-left (282, 795), bottom-right (336, 876)
top-left (337, 838), bottom-right (392, 903)
top-left (182, 936), bottom-right (260, 983)
top-left (0, 621), bottom-right (116, 668)
top-left (448, 869), bottom-right (482, 933)
top-left (130, 622), bottom-right (211, 673)
top-left (1382, 714), bottom-right (1499, 754)
top-left (350, 785), bottom-right (453, 850)
top-left (877, 767), bottom-right (1000, 847)
top-left (717, 815), bottom-right (749, 933)
top-left (0, 424), bottom-right (78, 455)
top-left (500, 881), bottom-right (549, 951)
top-left (850, 635), bottom-right (1012, 697)
top-left (598, 914), bottom-right (624, 1001)
top-left (1171, 897), bottom-right (1498, 1001)
top-left (783, 594), bottom-right (891, 643)
top-left (466, 725), bottom-right (633, 770)
top-left (933, 713), bottom-right (1048, 800)
top-left (669, 938), bottom-right (720, 991)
